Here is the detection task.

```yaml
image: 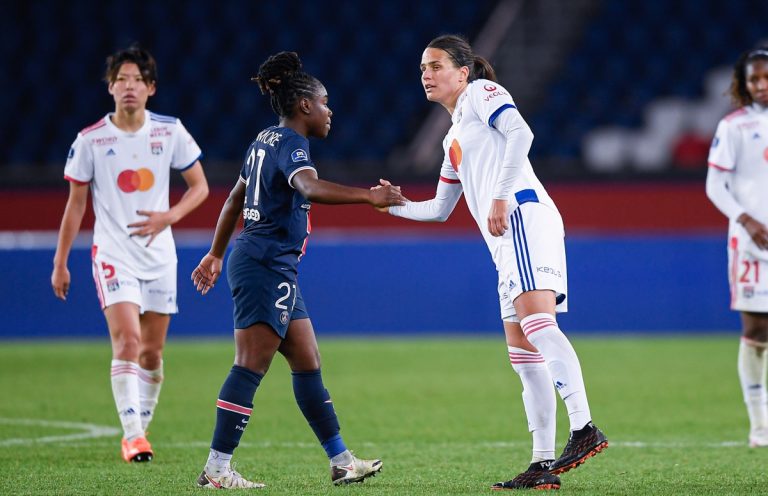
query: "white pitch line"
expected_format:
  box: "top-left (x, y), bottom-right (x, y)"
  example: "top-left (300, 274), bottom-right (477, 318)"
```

top-left (0, 417), bottom-right (120, 446)
top-left (0, 418), bottom-right (750, 450)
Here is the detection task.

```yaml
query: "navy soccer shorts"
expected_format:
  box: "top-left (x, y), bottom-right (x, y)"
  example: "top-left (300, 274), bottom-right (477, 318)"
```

top-left (226, 246), bottom-right (308, 337)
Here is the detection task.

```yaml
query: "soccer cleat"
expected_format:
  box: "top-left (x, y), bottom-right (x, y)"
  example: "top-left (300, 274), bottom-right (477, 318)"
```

top-left (492, 461), bottom-right (561, 490)
top-left (331, 454), bottom-right (383, 485)
top-left (196, 468), bottom-right (266, 489)
top-left (749, 428), bottom-right (768, 447)
top-left (121, 436), bottom-right (153, 463)
top-left (549, 422), bottom-right (608, 475)
top-left (121, 437), bottom-right (153, 463)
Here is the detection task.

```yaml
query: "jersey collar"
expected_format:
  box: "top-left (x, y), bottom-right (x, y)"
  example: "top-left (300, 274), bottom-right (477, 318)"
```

top-left (104, 109), bottom-right (151, 137)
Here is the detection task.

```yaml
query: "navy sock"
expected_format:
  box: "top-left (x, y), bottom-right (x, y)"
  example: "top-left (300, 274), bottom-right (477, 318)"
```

top-left (210, 365), bottom-right (263, 454)
top-left (292, 369), bottom-right (346, 458)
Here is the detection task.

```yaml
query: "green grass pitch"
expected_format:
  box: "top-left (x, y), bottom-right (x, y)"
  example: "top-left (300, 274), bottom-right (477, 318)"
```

top-left (1, 335), bottom-right (766, 495)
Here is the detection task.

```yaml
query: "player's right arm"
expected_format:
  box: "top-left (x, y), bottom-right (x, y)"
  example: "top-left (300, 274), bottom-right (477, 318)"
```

top-left (385, 159), bottom-right (463, 222)
top-left (51, 181), bottom-right (89, 300)
top-left (292, 169), bottom-right (406, 208)
top-left (191, 179), bottom-right (246, 295)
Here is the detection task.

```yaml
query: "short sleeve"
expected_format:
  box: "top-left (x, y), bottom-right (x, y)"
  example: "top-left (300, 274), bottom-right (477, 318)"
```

top-left (278, 134), bottom-right (316, 188)
top-left (707, 119), bottom-right (737, 171)
top-left (170, 119), bottom-right (203, 171)
top-left (63, 134), bottom-right (94, 184)
top-left (468, 80), bottom-right (517, 128)
top-left (238, 146), bottom-right (252, 184)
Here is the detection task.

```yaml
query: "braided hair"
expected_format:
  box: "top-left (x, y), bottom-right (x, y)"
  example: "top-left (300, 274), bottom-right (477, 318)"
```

top-left (729, 47), bottom-right (768, 107)
top-left (427, 34), bottom-right (497, 83)
top-left (104, 43), bottom-right (158, 85)
top-left (252, 51), bottom-right (323, 118)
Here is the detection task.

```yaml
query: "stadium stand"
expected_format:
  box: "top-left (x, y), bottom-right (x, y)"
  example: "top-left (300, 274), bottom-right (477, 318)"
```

top-left (0, 0), bottom-right (495, 182)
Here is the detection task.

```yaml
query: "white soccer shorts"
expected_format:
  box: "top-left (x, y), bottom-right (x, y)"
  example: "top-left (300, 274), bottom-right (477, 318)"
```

top-left (91, 250), bottom-right (178, 314)
top-left (497, 202), bottom-right (568, 322)
top-left (728, 235), bottom-right (768, 312)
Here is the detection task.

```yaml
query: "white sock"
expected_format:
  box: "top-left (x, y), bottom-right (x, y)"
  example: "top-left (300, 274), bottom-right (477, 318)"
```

top-left (110, 359), bottom-right (143, 440)
top-left (738, 338), bottom-right (768, 432)
top-left (521, 313), bottom-right (592, 431)
top-left (508, 346), bottom-right (556, 462)
top-left (138, 362), bottom-right (164, 431)
top-left (205, 449), bottom-right (233, 476)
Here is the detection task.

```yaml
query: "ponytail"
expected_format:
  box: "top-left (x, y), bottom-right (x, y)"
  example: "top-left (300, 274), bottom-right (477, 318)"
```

top-left (473, 56), bottom-right (497, 83)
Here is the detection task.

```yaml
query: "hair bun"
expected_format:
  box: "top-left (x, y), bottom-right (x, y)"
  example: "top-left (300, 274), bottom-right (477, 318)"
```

top-left (252, 51), bottom-right (303, 95)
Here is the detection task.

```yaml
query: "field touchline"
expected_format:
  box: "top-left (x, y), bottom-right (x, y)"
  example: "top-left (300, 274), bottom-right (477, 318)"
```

top-left (0, 417), bottom-right (120, 446)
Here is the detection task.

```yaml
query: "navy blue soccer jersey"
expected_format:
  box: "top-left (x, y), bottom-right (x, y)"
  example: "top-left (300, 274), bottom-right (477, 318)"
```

top-left (234, 126), bottom-right (316, 269)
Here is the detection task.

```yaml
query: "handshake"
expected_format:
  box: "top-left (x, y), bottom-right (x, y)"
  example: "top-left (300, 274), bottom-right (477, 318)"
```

top-left (369, 178), bottom-right (408, 212)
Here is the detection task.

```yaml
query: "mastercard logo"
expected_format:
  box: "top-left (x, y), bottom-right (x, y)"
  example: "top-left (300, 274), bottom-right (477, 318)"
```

top-left (117, 168), bottom-right (154, 193)
top-left (448, 139), bottom-right (462, 171)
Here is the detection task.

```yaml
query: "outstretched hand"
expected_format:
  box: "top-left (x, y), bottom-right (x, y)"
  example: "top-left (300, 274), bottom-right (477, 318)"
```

top-left (370, 179), bottom-right (408, 212)
top-left (128, 210), bottom-right (173, 247)
top-left (191, 253), bottom-right (223, 295)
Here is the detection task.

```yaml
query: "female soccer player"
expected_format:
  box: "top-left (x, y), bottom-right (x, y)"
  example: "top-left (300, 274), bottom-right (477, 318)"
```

top-left (378, 34), bottom-right (607, 490)
top-left (51, 45), bottom-right (209, 463)
top-left (191, 51), bottom-right (404, 489)
top-left (707, 47), bottom-right (768, 448)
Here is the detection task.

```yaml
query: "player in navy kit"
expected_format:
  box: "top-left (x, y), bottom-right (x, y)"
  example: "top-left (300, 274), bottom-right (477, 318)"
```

top-left (191, 51), bottom-right (405, 489)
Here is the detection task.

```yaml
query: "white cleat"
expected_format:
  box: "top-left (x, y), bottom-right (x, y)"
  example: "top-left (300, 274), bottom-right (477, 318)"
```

top-left (197, 468), bottom-right (265, 489)
top-left (749, 428), bottom-right (768, 448)
top-left (331, 454), bottom-right (383, 485)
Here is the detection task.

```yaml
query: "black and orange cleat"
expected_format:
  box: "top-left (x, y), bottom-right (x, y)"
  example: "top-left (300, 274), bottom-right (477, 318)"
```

top-left (549, 422), bottom-right (607, 475)
top-left (492, 461), bottom-right (561, 490)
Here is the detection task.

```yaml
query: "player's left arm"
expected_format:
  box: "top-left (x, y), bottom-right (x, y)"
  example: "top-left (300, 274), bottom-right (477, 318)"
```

top-left (487, 107), bottom-right (533, 236)
top-left (129, 161), bottom-right (209, 246)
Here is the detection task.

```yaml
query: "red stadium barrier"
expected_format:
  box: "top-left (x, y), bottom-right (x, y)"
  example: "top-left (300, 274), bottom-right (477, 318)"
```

top-left (2, 182), bottom-right (725, 233)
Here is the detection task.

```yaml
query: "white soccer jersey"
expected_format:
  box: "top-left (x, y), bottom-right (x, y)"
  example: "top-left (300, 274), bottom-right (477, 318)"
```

top-left (64, 110), bottom-right (202, 279)
top-left (436, 79), bottom-right (558, 267)
top-left (709, 104), bottom-right (768, 260)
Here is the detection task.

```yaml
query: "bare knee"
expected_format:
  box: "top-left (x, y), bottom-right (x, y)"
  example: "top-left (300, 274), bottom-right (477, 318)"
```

top-left (283, 347), bottom-right (321, 372)
top-left (112, 331), bottom-right (141, 361)
top-left (139, 347), bottom-right (163, 370)
top-left (742, 313), bottom-right (768, 342)
top-left (234, 324), bottom-right (281, 375)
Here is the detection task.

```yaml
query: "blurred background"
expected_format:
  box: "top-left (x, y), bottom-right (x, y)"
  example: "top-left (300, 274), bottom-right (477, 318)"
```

top-left (2, 0), bottom-right (761, 337)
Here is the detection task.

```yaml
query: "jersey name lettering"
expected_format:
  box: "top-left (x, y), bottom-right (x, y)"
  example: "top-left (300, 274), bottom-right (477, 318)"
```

top-left (256, 129), bottom-right (282, 146)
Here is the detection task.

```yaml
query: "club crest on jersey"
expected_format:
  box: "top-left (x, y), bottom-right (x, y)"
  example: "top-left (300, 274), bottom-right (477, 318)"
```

top-left (280, 311), bottom-right (289, 325)
top-left (151, 142), bottom-right (163, 155)
top-left (291, 149), bottom-right (308, 162)
top-left (106, 278), bottom-right (120, 292)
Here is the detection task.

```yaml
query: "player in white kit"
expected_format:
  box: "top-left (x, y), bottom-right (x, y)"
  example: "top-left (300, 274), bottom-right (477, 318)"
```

top-left (380, 35), bottom-right (607, 490)
top-left (706, 47), bottom-right (768, 448)
top-left (51, 45), bottom-right (209, 462)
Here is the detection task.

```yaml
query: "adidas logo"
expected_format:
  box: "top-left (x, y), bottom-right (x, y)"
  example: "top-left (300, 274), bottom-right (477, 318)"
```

top-left (107, 149), bottom-right (116, 156)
